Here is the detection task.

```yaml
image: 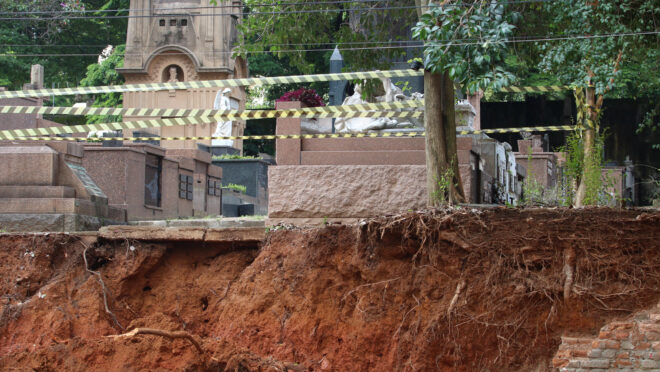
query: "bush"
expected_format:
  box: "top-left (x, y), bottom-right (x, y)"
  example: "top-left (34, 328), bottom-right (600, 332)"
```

top-left (276, 88), bottom-right (325, 107)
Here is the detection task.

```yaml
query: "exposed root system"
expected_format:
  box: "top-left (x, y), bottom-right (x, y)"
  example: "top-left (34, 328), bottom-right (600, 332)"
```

top-left (0, 208), bottom-right (658, 371)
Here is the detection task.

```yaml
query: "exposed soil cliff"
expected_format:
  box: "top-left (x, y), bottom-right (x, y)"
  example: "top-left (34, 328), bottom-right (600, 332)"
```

top-left (0, 208), bottom-right (658, 371)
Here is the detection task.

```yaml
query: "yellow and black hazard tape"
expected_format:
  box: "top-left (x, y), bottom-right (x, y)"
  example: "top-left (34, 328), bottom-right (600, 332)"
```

top-left (0, 69), bottom-right (424, 99)
top-left (466, 125), bottom-right (575, 134)
top-left (0, 116), bottom-right (217, 140)
top-left (0, 108), bottom-right (423, 140)
top-left (0, 100), bottom-right (423, 118)
top-left (3, 126), bottom-right (577, 142)
top-left (0, 66), bottom-right (573, 99)
top-left (497, 85), bottom-right (571, 93)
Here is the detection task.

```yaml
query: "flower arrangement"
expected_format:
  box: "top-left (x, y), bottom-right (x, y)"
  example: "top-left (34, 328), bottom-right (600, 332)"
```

top-left (276, 88), bottom-right (325, 107)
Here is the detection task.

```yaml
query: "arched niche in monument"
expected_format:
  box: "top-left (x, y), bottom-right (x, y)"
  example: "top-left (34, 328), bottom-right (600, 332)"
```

top-left (162, 64), bottom-right (184, 83)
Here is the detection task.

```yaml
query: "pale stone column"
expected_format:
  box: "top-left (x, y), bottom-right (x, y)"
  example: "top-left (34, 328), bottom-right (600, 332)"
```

top-left (467, 90), bottom-right (483, 130)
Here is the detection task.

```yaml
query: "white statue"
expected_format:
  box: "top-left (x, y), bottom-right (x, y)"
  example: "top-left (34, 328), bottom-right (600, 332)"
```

top-left (375, 77), bottom-right (406, 102)
top-left (334, 84), bottom-right (398, 133)
top-left (212, 88), bottom-right (234, 147)
top-left (334, 81), bottom-right (425, 133)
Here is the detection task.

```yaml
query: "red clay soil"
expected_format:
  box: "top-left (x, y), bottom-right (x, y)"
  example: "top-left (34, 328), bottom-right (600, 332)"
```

top-left (0, 208), bottom-right (658, 371)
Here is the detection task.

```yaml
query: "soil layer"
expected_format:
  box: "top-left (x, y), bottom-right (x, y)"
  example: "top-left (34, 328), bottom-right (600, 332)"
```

top-left (0, 208), bottom-right (658, 371)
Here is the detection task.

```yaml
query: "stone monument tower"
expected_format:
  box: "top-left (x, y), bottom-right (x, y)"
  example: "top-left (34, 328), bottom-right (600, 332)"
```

top-left (118, 0), bottom-right (248, 152)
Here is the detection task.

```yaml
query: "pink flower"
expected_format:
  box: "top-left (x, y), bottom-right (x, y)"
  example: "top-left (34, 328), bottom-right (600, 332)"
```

top-left (276, 88), bottom-right (325, 107)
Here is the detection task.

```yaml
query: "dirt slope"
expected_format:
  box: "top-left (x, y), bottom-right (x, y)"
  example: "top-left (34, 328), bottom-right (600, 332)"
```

top-left (0, 208), bottom-right (658, 371)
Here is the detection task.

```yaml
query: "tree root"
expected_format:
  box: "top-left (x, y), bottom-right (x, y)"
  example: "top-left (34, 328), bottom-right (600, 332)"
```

top-left (448, 279), bottom-right (466, 316)
top-left (563, 247), bottom-right (575, 301)
top-left (80, 239), bottom-right (124, 331)
top-left (110, 328), bottom-right (204, 354)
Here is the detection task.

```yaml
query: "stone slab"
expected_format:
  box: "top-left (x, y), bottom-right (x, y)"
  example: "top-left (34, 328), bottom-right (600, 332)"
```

top-left (0, 186), bottom-right (75, 198)
top-left (0, 213), bottom-right (122, 232)
top-left (301, 137), bottom-right (424, 152)
top-left (0, 198), bottom-right (77, 214)
top-left (130, 218), bottom-right (265, 229)
top-left (268, 165), bottom-right (427, 218)
top-left (301, 150), bottom-right (425, 165)
top-left (275, 101), bottom-right (302, 165)
top-left (0, 198), bottom-right (117, 219)
top-left (98, 226), bottom-right (265, 243)
top-left (0, 146), bottom-right (58, 186)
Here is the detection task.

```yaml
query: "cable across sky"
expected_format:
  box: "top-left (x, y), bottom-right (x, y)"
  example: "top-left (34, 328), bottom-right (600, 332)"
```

top-left (0, 31), bottom-right (656, 58)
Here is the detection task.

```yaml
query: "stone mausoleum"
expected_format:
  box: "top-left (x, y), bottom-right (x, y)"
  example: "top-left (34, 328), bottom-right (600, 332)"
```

top-left (118, 0), bottom-right (248, 153)
top-left (0, 78), bottom-right (224, 231)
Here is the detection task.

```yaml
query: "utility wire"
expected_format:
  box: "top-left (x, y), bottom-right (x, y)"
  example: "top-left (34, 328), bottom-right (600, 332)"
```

top-left (0, 6), bottom-right (440, 20)
top-left (0, 0), bottom-right (552, 16)
top-left (0, 31), bottom-right (657, 49)
top-left (0, 40), bottom-right (424, 48)
top-left (0, 0), bottom-right (556, 21)
top-left (0, 31), bottom-right (655, 58)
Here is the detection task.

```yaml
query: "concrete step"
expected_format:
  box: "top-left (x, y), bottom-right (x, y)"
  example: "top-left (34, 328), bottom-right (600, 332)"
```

top-left (0, 186), bottom-right (75, 198)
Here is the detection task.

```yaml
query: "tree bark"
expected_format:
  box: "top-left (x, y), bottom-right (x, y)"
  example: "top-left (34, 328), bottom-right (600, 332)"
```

top-left (574, 86), bottom-right (597, 207)
top-left (443, 72), bottom-right (465, 204)
top-left (424, 70), bottom-right (466, 206)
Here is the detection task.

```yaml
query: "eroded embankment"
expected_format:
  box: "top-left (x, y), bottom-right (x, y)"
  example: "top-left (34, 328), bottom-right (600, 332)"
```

top-left (0, 208), bottom-right (658, 371)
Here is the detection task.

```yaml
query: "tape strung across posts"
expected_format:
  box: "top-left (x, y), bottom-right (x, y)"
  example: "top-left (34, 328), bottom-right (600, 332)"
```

top-left (0, 103), bottom-right (424, 140)
top-left (0, 69), bottom-right (424, 99)
top-left (0, 100), bottom-right (423, 118)
top-left (3, 125), bottom-right (577, 142)
top-left (496, 85), bottom-right (571, 93)
top-left (0, 116), bottom-right (217, 140)
top-left (0, 66), bottom-right (573, 99)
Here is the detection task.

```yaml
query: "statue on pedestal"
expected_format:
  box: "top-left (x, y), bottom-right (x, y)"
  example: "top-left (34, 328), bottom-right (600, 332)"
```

top-left (212, 88), bottom-right (234, 147)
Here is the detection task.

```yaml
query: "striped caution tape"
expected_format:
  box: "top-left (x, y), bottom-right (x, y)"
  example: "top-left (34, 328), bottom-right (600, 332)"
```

top-left (0, 108), bottom-right (423, 140)
top-left (3, 126), bottom-right (577, 142)
top-left (497, 85), bottom-right (571, 93)
top-left (0, 116), bottom-right (216, 140)
top-left (0, 69), bottom-right (424, 99)
top-left (0, 100), bottom-right (423, 118)
top-left (465, 125), bottom-right (576, 134)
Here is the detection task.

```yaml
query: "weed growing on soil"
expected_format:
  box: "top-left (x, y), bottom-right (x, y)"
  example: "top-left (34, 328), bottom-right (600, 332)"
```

top-left (557, 131), bottom-right (614, 206)
top-left (522, 132), bottom-right (618, 207)
top-left (431, 164), bottom-right (456, 205)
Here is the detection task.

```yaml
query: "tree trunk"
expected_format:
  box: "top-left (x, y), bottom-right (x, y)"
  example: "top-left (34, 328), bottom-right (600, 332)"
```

top-left (574, 86), bottom-right (597, 207)
top-left (424, 70), bottom-right (466, 206)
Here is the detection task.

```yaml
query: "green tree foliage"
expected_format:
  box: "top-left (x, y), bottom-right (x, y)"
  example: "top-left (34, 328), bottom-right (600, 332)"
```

top-left (412, 1), bottom-right (517, 95)
top-left (236, 0), bottom-right (417, 74)
top-left (410, 1), bottom-right (518, 205)
top-left (538, 0), bottom-right (657, 96)
top-left (0, 0), bottom-right (128, 91)
top-left (80, 45), bottom-right (125, 123)
top-left (531, 0), bottom-right (658, 205)
top-left (247, 52), bottom-right (328, 105)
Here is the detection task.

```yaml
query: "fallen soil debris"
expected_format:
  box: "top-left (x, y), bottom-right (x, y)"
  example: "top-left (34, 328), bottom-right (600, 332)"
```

top-left (0, 208), bottom-right (658, 371)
